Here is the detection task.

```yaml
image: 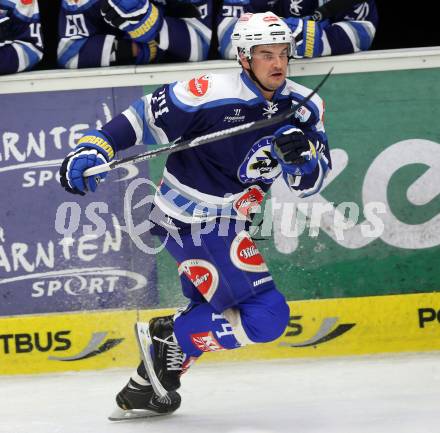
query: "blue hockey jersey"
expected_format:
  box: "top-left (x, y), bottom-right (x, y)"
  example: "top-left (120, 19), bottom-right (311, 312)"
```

top-left (101, 71), bottom-right (331, 224)
top-left (0, 0), bottom-right (43, 74)
top-left (218, 0), bottom-right (378, 59)
top-left (58, 0), bottom-right (213, 68)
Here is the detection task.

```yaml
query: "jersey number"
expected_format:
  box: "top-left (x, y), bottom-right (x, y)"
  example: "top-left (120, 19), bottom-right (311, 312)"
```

top-left (152, 88), bottom-right (169, 119)
top-left (212, 313), bottom-right (235, 339)
top-left (65, 14), bottom-right (89, 37)
top-left (222, 5), bottom-right (244, 17)
top-left (198, 4), bottom-right (208, 19)
top-left (30, 22), bottom-right (42, 47)
top-left (354, 3), bottom-right (370, 20)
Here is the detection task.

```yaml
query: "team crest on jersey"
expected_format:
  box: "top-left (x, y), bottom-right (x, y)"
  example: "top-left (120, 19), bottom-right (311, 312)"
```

top-left (238, 136), bottom-right (281, 184)
top-left (233, 186), bottom-right (265, 218)
top-left (289, 0), bottom-right (303, 16)
top-left (230, 231), bottom-right (269, 273)
top-left (178, 259), bottom-right (219, 302)
top-left (190, 332), bottom-right (225, 352)
top-left (187, 75), bottom-right (211, 98)
top-left (263, 101), bottom-right (278, 118)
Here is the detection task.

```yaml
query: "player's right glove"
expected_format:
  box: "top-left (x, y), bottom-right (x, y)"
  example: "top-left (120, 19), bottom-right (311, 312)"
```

top-left (59, 130), bottom-right (114, 195)
top-left (271, 125), bottom-right (318, 176)
top-left (100, 0), bottom-right (163, 44)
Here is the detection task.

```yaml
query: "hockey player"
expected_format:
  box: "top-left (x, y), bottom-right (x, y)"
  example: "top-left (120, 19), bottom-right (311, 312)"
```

top-left (0, 0), bottom-right (43, 74)
top-left (57, 0), bottom-right (213, 68)
top-left (218, 0), bottom-right (378, 59)
top-left (59, 11), bottom-right (331, 418)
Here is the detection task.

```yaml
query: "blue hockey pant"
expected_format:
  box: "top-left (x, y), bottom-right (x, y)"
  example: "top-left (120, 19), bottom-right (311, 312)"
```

top-left (159, 221), bottom-right (290, 358)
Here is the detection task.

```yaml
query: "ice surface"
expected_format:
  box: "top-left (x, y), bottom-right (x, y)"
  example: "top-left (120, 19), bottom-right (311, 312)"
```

top-left (1, 353), bottom-right (439, 433)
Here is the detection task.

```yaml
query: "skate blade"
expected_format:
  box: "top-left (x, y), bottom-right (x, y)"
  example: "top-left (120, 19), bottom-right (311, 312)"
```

top-left (135, 322), bottom-right (169, 398)
top-left (108, 406), bottom-right (171, 421)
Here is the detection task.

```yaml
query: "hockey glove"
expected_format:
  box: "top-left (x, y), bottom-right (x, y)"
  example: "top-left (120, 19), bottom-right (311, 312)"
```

top-left (59, 131), bottom-right (114, 195)
top-left (100, 0), bottom-right (163, 44)
top-left (271, 125), bottom-right (318, 176)
top-left (112, 38), bottom-right (158, 64)
top-left (134, 39), bottom-right (158, 63)
top-left (284, 17), bottom-right (323, 58)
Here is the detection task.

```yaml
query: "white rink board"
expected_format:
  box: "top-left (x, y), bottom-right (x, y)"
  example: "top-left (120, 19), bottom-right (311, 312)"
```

top-left (1, 353), bottom-right (439, 433)
top-left (1, 47), bottom-right (440, 94)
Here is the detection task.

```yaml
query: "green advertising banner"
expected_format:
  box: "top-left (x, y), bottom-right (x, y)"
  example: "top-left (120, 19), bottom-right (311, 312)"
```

top-left (143, 67), bottom-right (440, 306)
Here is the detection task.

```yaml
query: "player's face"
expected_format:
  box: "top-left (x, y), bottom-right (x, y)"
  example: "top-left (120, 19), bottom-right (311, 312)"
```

top-left (244, 44), bottom-right (289, 95)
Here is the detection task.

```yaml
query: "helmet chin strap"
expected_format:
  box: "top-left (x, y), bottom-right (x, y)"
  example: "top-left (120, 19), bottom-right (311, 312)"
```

top-left (246, 58), bottom-right (274, 93)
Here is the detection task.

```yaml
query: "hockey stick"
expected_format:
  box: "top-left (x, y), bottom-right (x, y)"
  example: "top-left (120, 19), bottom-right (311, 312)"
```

top-left (83, 68), bottom-right (333, 178)
top-left (312, 0), bottom-right (362, 21)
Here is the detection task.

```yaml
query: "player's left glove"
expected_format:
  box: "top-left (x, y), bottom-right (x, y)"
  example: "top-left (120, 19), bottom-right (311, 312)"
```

top-left (284, 17), bottom-right (323, 58)
top-left (100, 0), bottom-right (163, 43)
top-left (271, 125), bottom-right (318, 176)
top-left (59, 131), bottom-right (115, 195)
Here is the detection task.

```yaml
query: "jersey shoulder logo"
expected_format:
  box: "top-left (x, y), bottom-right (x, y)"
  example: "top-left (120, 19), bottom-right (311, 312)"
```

top-left (233, 185), bottom-right (265, 219)
top-left (294, 105), bottom-right (311, 123)
top-left (187, 75), bottom-right (211, 98)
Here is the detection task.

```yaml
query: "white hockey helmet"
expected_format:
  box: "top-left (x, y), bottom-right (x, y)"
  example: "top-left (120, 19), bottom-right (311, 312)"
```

top-left (231, 12), bottom-right (295, 61)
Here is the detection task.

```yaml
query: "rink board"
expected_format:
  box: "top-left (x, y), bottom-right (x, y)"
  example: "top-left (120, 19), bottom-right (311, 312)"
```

top-left (1, 51), bottom-right (440, 376)
top-left (1, 291), bottom-right (440, 375)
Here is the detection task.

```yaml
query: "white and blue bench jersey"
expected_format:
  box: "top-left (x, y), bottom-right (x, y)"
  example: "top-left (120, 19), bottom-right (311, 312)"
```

top-left (58, 0), bottom-right (213, 68)
top-left (218, 0), bottom-right (378, 59)
top-left (102, 70), bottom-right (331, 223)
top-left (0, 0), bottom-right (43, 74)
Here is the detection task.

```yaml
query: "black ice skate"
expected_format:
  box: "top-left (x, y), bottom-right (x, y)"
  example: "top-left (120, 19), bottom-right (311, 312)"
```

top-left (108, 378), bottom-right (181, 421)
top-left (135, 316), bottom-right (189, 398)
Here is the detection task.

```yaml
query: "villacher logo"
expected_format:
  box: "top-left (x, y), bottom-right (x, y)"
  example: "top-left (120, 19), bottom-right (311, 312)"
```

top-left (178, 259), bottom-right (219, 303)
top-left (279, 316), bottom-right (356, 347)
